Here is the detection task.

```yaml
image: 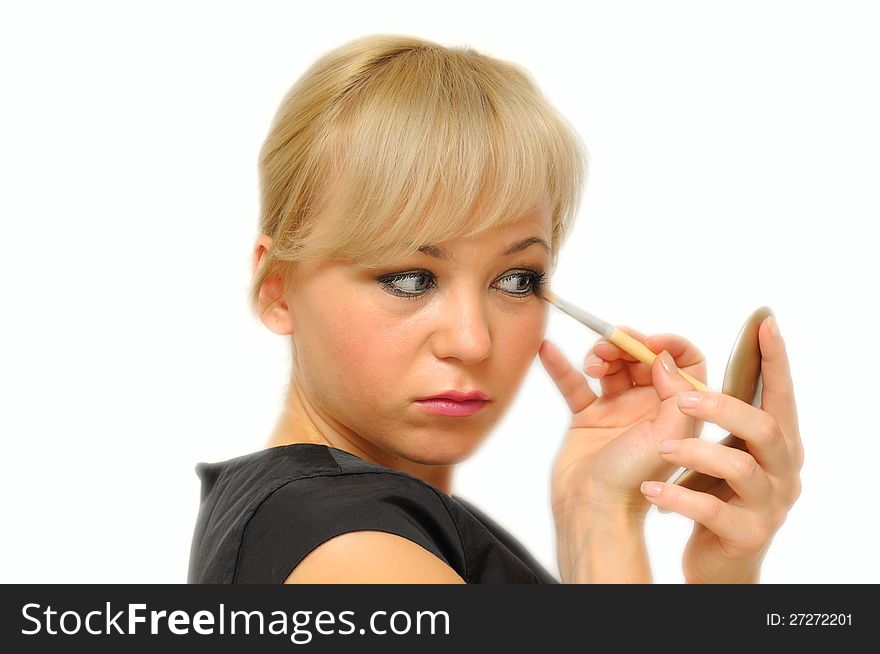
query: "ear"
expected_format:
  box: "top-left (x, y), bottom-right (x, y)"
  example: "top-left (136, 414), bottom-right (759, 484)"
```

top-left (252, 234), bottom-right (295, 336)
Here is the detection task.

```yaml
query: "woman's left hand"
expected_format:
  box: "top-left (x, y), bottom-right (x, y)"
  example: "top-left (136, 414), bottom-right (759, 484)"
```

top-left (639, 315), bottom-right (803, 583)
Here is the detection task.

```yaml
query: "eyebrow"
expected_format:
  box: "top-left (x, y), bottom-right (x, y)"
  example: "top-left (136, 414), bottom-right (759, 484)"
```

top-left (417, 236), bottom-right (551, 260)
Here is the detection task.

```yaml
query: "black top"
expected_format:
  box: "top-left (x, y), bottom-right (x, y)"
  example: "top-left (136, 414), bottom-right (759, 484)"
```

top-left (187, 443), bottom-right (559, 584)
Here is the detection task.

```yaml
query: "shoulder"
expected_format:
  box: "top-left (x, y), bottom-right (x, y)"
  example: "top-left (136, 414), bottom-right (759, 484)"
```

top-left (264, 467), bottom-right (459, 525)
top-left (234, 469), bottom-right (469, 583)
top-left (282, 529), bottom-right (467, 583)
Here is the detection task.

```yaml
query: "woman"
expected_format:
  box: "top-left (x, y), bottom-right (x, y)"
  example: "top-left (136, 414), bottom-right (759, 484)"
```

top-left (187, 34), bottom-right (803, 584)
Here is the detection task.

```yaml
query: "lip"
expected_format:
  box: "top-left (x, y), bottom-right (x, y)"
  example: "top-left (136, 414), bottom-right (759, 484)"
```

top-left (417, 390), bottom-right (490, 402)
top-left (413, 397), bottom-right (490, 417)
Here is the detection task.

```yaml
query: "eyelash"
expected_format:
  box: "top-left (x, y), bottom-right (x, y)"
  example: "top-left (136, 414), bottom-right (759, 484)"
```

top-left (377, 269), bottom-right (547, 300)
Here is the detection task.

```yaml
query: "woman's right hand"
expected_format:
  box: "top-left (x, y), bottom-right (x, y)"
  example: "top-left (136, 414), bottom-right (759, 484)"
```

top-left (538, 328), bottom-right (708, 523)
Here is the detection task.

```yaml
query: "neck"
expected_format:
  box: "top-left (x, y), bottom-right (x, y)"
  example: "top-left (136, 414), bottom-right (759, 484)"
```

top-left (265, 377), bottom-right (455, 495)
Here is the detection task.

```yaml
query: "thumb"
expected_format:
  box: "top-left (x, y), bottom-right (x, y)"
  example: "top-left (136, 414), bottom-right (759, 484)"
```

top-left (650, 350), bottom-right (699, 440)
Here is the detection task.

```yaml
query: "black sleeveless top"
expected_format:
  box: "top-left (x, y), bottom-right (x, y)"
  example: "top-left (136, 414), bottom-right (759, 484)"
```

top-left (187, 443), bottom-right (558, 584)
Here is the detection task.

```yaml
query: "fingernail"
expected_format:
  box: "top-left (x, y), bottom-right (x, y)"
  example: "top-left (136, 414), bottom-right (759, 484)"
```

top-left (677, 391), bottom-right (700, 408)
top-left (585, 354), bottom-right (604, 370)
top-left (657, 439), bottom-right (677, 453)
top-left (640, 481), bottom-right (663, 497)
top-left (660, 351), bottom-right (677, 375)
top-left (768, 316), bottom-right (780, 339)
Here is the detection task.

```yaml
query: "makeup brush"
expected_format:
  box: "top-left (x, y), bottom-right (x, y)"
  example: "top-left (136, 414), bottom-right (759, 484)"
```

top-left (541, 289), bottom-right (710, 393)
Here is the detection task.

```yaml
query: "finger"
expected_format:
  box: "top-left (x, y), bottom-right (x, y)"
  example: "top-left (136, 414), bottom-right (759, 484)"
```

top-left (641, 333), bottom-right (708, 386)
top-left (640, 480), bottom-right (750, 544)
top-left (642, 334), bottom-right (707, 438)
top-left (538, 339), bottom-right (598, 415)
top-left (758, 316), bottom-right (803, 468)
top-left (596, 356), bottom-right (638, 398)
top-left (649, 350), bottom-right (702, 441)
top-left (589, 326), bottom-right (645, 364)
top-left (583, 348), bottom-right (610, 376)
top-left (676, 391), bottom-right (791, 477)
top-left (589, 326), bottom-right (648, 397)
top-left (656, 437), bottom-right (771, 506)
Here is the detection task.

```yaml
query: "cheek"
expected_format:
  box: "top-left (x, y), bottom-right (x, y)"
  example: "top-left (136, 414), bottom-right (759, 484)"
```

top-left (300, 291), bottom-right (547, 405)
top-left (496, 304), bottom-right (547, 370)
top-left (313, 303), bottom-right (414, 393)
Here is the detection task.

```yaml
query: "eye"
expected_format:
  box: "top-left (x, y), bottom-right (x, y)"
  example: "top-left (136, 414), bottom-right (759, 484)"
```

top-left (378, 271), bottom-right (435, 299)
top-left (376, 268), bottom-right (547, 300)
top-left (495, 270), bottom-right (547, 297)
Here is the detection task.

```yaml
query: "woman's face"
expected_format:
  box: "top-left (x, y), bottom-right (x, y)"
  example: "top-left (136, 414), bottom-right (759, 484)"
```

top-left (264, 201), bottom-right (553, 467)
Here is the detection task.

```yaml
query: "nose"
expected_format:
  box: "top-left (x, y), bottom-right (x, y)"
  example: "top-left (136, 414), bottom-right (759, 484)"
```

top-left (430, 289), bottom-right (493, 364)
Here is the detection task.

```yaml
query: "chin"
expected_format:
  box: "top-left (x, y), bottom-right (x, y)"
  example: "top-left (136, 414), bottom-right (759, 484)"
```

top-left (403, 432), bottom-right (484, 466)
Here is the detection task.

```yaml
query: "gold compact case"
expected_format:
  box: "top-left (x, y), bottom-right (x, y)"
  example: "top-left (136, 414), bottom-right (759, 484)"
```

top-left (669, 305), bottom-right (775, 492)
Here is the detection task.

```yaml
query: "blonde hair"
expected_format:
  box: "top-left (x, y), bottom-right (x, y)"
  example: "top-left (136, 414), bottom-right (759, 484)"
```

top-left (251, 33), bottom-right (588, 317)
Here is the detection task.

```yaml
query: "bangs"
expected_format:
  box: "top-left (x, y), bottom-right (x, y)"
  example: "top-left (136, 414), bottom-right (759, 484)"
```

top-left (294, 46), bottom-right (585, 269)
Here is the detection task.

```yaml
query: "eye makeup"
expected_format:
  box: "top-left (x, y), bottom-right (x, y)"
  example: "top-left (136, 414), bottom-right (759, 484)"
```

top-left (376, 268), bottom-right (547, 300)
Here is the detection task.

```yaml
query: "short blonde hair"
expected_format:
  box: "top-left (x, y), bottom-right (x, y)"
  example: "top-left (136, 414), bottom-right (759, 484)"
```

top-left (251, 33), bottom-right (588, 317)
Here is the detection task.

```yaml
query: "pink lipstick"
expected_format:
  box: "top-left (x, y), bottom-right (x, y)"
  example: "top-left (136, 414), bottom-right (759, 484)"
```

top-left (414, 390), bottom-right (490, 417)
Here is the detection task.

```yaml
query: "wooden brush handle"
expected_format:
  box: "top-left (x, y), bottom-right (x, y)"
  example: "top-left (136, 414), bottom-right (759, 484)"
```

top-left (609, 327), bottom-right (710, 393)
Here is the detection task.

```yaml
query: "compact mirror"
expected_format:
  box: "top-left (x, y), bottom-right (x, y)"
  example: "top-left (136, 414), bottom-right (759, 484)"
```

top-left (669, 305), bottom-right (774, 493)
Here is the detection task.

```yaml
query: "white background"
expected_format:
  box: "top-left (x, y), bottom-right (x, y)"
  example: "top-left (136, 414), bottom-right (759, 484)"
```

top-left (1, 1), bottom-right (877, 583)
